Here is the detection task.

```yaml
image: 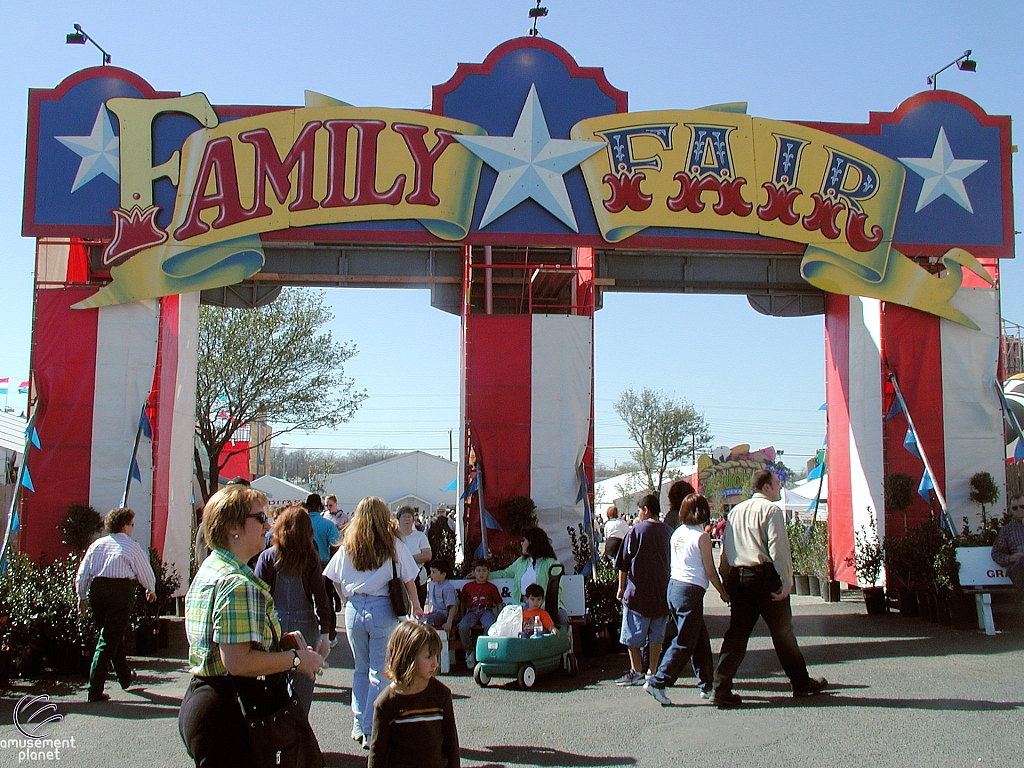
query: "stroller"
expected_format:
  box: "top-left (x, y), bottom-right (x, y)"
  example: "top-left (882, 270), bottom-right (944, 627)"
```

top-left (472, 563), bottom-right (579, 689)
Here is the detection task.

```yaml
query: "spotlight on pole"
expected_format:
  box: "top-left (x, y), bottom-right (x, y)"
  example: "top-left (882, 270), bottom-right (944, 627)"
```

top-left (65, 24), bottom-right (112, 65)
top-left (926, 49), bottom-right (976, 90)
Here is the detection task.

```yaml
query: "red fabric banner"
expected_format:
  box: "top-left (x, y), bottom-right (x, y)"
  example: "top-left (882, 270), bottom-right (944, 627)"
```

top-left (824, 293), bottom-right (855, 584)
top-left (22, 289), bottom-right (98, 559)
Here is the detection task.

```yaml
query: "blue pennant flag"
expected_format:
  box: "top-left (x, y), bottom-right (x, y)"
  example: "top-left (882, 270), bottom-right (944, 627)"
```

top-left (818, 402), bottom-right (827, 411)
top-left (474, 540), bottom-right (489, 559)
top-left (807, 462), bottom-right (824, 480)
top-left (131, 459), bottom-right (142, 482)
top-left (10, 511), bottom-right (18, 533)
top-left (30, 427), bottom-right (41, 450)
top-left (460, 474), bottom-right (478, 501)
top-left (917, 469), bottom-right (934, 502)
top-left (21, 466), bottom-right (34, 492)
top-left (480, 501), bottom-right (502, 532)
top-left (903, 426), bottom-right (922, 459)
top-left (1015, 439), bottom-right (1024, 463)
top-left (441, 478), bottom-right (457, 492)
top-left (886, 397), bottom-right (904, 420)
top-left (139, 410), bottom-right (153, 440)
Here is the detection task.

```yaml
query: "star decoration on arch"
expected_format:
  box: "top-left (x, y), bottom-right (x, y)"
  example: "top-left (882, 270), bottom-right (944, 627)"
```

top-left (56, 104), bottom-right (120, 192)
top-left (455, 84), bottom-right (605, 231)
top-left (898, 127), bottom-right (986, 214)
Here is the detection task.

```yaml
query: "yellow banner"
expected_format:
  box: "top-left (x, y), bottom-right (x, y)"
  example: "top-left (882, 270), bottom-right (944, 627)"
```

top-left (572, 111), bottom-right (991, 328)
top-left (75, 107), bottom-right (484, 308)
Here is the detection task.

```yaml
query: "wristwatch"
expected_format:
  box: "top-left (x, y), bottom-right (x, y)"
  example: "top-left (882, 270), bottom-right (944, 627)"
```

top-left (291, 649), bottom-right (301, 668)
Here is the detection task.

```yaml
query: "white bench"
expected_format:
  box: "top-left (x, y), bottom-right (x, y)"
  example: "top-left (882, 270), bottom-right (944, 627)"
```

top-left (955, 547), bottom-right (1014, 635)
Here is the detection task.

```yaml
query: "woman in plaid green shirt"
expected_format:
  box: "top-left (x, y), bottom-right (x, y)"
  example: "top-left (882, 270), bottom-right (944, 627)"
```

top-left (178, 486), bottom-right (326, 767)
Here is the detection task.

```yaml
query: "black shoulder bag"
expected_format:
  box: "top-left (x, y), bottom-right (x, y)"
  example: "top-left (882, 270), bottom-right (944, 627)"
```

top-left (388, 557), bottom-right (411, 616)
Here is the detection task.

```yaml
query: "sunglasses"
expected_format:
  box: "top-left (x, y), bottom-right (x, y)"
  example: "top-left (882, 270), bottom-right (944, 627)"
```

top-left (247, 511), bottom-right (269, 525)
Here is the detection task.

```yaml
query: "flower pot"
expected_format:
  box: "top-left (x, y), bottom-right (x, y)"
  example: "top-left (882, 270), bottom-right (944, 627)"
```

top-left (605, 623), bottom-right (625, 654)
top-left (821, 580), bottom-right (841, 602)
top-left (135, 623), bottom-right (161, 656)
top-left (158, 618), bottom-right (171, 649)
top-left (863, 586), bottom-right (887, 615)
top-left (897, 588), bottom-right (919, 617)
top-left (577, 623), bottom-right (607, 658)
top-left (807, 574), bottom-right (821, 597)
top-left (916, 591), bottom-right (936, 622)
top-left (935, 593), bottom-right (952, 626)
top-left (794, 574), bottom-right (810, 596)
top-left (950, 592), bottom-right (978, 631)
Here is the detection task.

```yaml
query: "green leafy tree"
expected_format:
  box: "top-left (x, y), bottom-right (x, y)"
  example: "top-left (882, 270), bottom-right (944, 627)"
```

top-left (613, 387), bottom-right (712, 492)
top-left (195, 288), bottom-right (366, 501)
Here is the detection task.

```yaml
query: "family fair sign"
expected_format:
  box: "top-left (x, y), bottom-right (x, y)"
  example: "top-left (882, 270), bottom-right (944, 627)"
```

top-left (24, 38), bottom-right (1012, 326)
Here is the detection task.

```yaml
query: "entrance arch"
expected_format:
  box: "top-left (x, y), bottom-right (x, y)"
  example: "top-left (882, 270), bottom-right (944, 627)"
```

top-left (15, 38), bottom-right (1013, 587)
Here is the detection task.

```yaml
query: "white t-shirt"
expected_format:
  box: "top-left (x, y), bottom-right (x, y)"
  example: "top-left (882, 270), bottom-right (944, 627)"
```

top-left (400, 528), bottom-right (431, 584)
top-left (322, 538), bottom-right (418, 598)
top-left (604, 518), bottom-right (629, 540)
top-left (669, 524), bottom-right (709, 589)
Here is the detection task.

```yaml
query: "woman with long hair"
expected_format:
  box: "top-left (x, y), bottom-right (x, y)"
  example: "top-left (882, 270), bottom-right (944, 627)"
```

top-left (253, 505), bottom-right (333, 714)
top-left (490, 526), bottom-right (564, 619)
top-left (323, 496), bottom-right (423, 749)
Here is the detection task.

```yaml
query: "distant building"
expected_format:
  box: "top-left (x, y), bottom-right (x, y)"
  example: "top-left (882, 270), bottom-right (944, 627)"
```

top-left (323, 451), bottom-right (458, 517)
top-left (250, 475), bottom-right (311, 508)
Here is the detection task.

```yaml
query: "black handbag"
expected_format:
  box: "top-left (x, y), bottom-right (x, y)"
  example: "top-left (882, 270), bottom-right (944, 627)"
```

top-left (388, 558), bottom-right (411, 616)
top-left (229, 640), bottom-right (324, 767)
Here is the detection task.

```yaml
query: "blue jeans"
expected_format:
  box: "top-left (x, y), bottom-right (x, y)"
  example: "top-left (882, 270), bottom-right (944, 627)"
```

top-left (344, 594), bottom-right (398, 737)
top-left (714, 565), bottom-right (810, 693)
top-left (459, 606), bottom-right (497, 653)
top-left (649, 580), bottom-right (713, 692)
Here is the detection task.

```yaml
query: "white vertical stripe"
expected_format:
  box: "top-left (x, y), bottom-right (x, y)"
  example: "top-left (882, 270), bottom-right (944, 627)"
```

top-left (530, 315), bottom-right (592, 565)
top-left (90, 300), bottom-right (159, 546)
top-left (941, 288), bottom-right (1004, 531)
top-left (164, 292), bottom-right (201, 593)
top-left (848, 297), bottom-right (885, 579)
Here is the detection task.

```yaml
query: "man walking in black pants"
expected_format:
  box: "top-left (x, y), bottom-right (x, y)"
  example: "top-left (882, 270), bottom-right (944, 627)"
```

top-left (712, 469), bottom-right (827, 707)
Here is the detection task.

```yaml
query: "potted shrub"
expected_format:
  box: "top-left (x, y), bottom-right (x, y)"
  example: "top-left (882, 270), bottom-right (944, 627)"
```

top-left (968, 472), bottom-right (1000, 528)
top-left (583, 559), bottom-right (622, 656)
top-left (883, 534), bottom-right (918, 616)
top-left (132, 548), bottom-right (181, 655)
top-left (499, 495), bottom-right (538, 538)
top-left (58, 502), bottom-right (103, 554)
top-left (884, 473), bottom-right (915, 536)
top-left (846, 518), bottom-right (886, 614)
top-left (805, 521), bottom-right (829, 597)
top-left (787, 523), bottom-right (811, 595)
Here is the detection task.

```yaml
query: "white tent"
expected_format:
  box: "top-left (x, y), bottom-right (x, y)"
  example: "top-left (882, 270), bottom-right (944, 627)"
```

top-left (251, 475), bottom-right (310, 506)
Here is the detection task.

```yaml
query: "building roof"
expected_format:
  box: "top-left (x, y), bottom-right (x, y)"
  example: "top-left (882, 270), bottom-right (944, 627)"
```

top-left (0, 410), bottom-right (27, 454)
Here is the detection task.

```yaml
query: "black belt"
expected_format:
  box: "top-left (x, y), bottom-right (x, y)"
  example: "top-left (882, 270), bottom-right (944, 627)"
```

top-left (93, 576), bottom-right (133, 582)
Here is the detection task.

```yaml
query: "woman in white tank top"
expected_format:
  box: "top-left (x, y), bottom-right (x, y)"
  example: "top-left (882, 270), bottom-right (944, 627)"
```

top-left (643, 494), bottom-right (729, 705)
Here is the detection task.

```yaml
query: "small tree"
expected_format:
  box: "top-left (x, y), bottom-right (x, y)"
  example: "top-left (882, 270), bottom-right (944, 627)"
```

top-left (195, 288), bottom-right (366, 501)
top-left (968, 471), bottom-right (1000, 526)
top-left (614, 387), bottom-right (712, 492)
top-left (884, 472), bottom-right (916, 535)
top-left (59, 503), bottom-right (103, 553)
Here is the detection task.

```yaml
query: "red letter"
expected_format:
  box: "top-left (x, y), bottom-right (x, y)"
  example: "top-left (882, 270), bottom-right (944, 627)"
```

top-left (391, 124), bottom-right (458, 206)
top-left (173, 137), bottom-right (247, 241)
top-left (322, 120), bottom-right (405, 207)
top-left (238, 121), bottom-right (322, 218)
top-left (602, 172), bottom-right (652, 213)
top-left (801, 193), bottom-right (843, 241)
top-left (845, 210), bottom-right (884, 252)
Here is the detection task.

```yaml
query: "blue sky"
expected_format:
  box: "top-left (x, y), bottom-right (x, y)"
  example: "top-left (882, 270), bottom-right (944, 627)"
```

top-left (2, 1), bottom-right (1021, 468)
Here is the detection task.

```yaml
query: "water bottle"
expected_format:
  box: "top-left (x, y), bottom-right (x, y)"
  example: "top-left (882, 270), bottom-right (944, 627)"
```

top-left (532, 615), bottom-right (544, 637)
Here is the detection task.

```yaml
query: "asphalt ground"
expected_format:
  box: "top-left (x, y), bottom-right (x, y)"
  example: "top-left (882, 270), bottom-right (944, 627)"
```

top-left (2, 589), bottom-right (1024, 768)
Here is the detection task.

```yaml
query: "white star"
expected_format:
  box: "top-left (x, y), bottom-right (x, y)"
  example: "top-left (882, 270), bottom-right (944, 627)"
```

top-left (898, 127), bottom-right (986, 214)
top-left (455, 84), bottom-right (605, 231)
top-left (56, 104), bottom-right (120, 192)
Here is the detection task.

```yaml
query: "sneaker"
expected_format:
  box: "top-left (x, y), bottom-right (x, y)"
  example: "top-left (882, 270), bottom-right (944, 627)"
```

top-left (465, 652), bottom-right (475, 668)
top-left (793, 677), bottom-right (829, 698)
top-left (615, 670), bottom-right (644, 686)
top-left (699, 689), bottom-right (712, 700)
top-left (361, 735), bottom-right (370, 751)
top-left (351, 722), bottom-right (364, 742)
top-left (643, 681), bottom-right (672, 707)
top-left (120, 671), bottom-right (138, 690)
top-left (710, 689), bottom-right (743, 708)
top-left (87, 692), bottom-right (110, 703)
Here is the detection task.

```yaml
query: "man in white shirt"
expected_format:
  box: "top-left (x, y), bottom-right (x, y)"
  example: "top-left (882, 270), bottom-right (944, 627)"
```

top-left (712, 469), bottom-right (828, 707)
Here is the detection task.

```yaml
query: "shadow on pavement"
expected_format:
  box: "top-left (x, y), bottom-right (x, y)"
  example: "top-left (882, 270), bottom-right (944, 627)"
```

top-left (462, 745), bottom-right (637, 766)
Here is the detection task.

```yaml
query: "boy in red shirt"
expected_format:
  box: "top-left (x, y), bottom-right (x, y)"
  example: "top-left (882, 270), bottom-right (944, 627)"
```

top-left (459, 558), bottom-right (503, 668)
top-left (521, 583), bottom-right (559, 636)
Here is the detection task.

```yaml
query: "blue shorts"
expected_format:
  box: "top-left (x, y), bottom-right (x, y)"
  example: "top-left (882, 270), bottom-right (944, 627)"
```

top-left (620, 607), bottom-right (668, 648)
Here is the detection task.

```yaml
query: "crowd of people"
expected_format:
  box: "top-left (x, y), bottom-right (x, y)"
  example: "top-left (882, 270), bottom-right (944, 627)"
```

top-left (83, 470), bottom-right (1024, 766)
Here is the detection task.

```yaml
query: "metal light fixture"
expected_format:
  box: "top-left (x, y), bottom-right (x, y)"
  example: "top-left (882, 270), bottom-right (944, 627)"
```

top-left (528, 1), bottom-right (548, 37)
top-left (65, 24), bottom-right (111, 65)
top-left (926, 49), bottom-right (976, 90)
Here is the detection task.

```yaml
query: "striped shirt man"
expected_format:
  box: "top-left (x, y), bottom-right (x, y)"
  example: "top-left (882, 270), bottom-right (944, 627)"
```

top-left (75, 532), bottom-right (156, 599)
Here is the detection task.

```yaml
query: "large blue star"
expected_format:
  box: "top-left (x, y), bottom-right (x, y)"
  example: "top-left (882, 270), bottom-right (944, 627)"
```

top-left (56, 104), bottom-right (120, 192)
top-left (455, 85), bottom-right (604, 231)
